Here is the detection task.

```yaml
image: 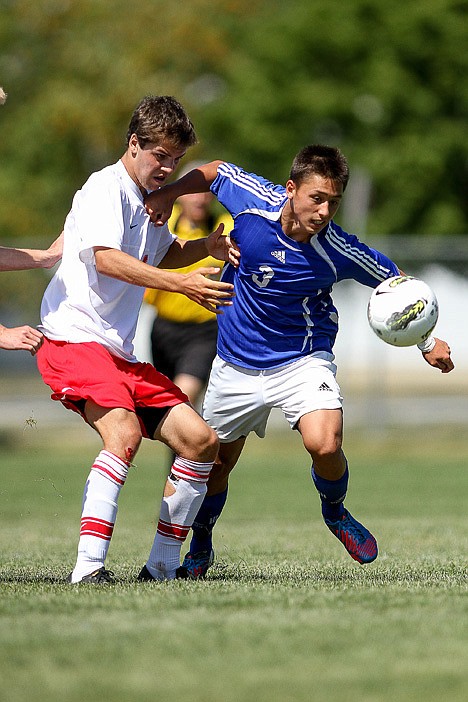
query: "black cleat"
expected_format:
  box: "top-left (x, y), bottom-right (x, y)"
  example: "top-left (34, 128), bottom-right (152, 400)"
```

top-left (137, 565), bottom-right (156, 581)
top-left (67, 567), bottom-right (115, 584)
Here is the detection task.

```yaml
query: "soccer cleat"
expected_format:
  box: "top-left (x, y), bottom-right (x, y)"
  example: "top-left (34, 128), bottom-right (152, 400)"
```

top-left (176, 549), bottom-right (215, 580)
top-left (137, 564), bottom-right (174, 581)
top-left (67, 567), bottom-right (115, 584)
top-left (137, 565), bottom-right (161, 582)
top-left (324, 509), bottom-right (378, 564)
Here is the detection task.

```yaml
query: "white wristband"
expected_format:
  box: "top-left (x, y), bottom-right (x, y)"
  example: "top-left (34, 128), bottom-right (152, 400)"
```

top-left (417, 335), bottom-right (436, 353)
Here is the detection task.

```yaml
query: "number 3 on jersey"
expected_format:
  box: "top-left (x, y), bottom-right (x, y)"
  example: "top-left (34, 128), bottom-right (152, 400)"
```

top-left (252, 265), bottom-right (274, 288)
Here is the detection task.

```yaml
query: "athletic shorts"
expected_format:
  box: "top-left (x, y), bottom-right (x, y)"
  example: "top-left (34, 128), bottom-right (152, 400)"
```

top-left (36, 338), bottom-right (188, 439)
top-left (150, 317), bottom-right (217, 384)
top-left (202, 353), bottom-right (343, 441)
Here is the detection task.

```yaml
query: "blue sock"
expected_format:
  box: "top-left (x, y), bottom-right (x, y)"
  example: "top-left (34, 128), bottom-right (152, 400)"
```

top-left (189, 488), bottom-right (228, 554)
top-left (311, 465), bottom-right (348, 521)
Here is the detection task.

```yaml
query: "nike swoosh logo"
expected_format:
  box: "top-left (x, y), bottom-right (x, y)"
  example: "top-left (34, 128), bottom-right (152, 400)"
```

top-left (130, 223), bottom-right (138, 229)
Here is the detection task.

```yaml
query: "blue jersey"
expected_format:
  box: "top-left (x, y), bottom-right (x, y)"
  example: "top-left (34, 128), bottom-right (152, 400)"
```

top-left (211, 163), bottom-right (399, 370)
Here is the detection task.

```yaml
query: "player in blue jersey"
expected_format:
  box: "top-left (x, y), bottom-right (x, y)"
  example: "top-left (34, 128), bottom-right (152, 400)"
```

top-left (145, 145), bottom-right (453, 578)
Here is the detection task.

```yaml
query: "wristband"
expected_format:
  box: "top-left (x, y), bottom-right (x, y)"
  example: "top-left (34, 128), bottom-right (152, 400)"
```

top-left (417, 335), bottom-right (436, 353)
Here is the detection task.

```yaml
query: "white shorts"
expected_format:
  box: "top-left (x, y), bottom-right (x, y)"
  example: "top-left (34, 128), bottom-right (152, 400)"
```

top-left (202, 353), bottom-right (343, 442)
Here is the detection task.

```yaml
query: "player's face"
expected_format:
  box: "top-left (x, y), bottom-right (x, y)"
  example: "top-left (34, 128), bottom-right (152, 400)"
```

top-left (286, 175), bottom-right (343, 238)
top-left (127, 134), bottom-right (186, 193)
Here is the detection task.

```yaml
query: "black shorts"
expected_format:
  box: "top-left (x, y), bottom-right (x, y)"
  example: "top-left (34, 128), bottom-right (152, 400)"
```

top-left (150, 317), bottom-right (218, 384)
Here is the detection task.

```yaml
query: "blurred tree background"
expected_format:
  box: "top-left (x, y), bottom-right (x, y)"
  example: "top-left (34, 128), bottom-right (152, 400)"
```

top-left (0, 0), bottom-right (467, 315)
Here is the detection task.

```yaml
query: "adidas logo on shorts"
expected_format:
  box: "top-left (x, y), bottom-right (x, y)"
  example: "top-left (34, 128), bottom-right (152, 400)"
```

top-left (318, 382), bottom-right (332, 391)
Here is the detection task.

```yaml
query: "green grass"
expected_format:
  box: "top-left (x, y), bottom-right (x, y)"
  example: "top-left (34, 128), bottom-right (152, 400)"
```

top-left (0, 425), bottom-right (467, 702)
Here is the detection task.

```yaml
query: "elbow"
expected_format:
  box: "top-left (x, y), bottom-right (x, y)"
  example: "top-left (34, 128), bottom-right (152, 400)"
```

top-left (94, 248), bottom-right (112, 275)
top-left (199, 160), bottom-right (224, 183)
top-left (211, 160), bottom-right (224, 175)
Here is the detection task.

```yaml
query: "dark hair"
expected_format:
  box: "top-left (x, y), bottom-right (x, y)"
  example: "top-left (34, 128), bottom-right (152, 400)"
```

top-left (289, 145), bottom-right (349, 191)
top-left (126, 95), bottom-right (197, 149)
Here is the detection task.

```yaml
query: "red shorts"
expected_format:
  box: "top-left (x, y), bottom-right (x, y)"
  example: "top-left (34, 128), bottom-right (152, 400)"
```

top-left (36, 338), bottom-right (188, 438)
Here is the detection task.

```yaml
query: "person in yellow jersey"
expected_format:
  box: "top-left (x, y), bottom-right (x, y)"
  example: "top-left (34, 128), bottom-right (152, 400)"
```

top-left (144, 161), bottom-right (233, 410)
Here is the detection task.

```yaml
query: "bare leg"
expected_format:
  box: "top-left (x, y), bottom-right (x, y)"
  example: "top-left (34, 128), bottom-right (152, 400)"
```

top-left (163, 373), bottom-right (205, 469)
top-left (298, 408), bottom-right (345, 480)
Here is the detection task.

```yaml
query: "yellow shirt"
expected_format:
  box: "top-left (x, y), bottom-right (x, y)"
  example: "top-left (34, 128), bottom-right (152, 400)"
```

top-left (144, 204), bottom-right (233, 324)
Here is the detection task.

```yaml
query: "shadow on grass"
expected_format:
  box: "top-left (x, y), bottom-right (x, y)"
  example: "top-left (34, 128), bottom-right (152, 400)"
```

top-left (0, 559), bottom-right (465, 589)
top-left (0, 571), bottom-right (66, 585)
top-left (205, 557), bottom-right (467, 588)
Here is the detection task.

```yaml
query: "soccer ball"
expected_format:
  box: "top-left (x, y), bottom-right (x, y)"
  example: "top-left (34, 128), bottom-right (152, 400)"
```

top-left (367, 276), bottom-right (439, 347)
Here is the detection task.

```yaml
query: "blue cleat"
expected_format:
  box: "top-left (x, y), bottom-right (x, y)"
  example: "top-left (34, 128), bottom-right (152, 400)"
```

top-left (176, 549), bottom-right (214, 579)
top-left (324, 509), bottom-right (378, 564)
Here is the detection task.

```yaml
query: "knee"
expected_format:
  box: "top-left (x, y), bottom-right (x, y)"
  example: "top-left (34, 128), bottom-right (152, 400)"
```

top-left (85, 403), bottom-right (143, 464)
top-left (207, 457), bottom-right (232, 494)
top-left (194, 423), bottom-right (219, 463)
top-left (205, 425), bottom-right (220, 461)
top-left (213, 457), bottom-right (232, 481)
top-left (116, 435), bottom-right (142, 465)
top-left (113, 417), bottom-right (142, 463)
top-left (305, 436), bottom-right (342, 463)
top-left (122, 417), bottom-right (143, 446)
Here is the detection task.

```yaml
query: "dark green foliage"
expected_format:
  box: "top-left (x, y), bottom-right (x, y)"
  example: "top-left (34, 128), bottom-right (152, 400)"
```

top-left (0, 0), bottom-right (466, 245)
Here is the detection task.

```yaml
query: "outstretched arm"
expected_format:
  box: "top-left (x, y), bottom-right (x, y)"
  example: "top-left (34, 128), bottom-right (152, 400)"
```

top-left (0, 232), bottom-right (63, 271)
top-left (418, 336), bottom-right (454, 373)
top-left (145, 161), bottom-right (224, 226)
top-left (0, 324), bottom-right (43, 354)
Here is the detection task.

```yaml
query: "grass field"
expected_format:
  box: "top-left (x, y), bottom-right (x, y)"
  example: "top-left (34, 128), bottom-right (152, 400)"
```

top-left (0, 423), bottom-right (467, 702)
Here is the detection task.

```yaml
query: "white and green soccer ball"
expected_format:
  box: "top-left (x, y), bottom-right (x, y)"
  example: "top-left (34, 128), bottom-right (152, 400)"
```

top-left (367, 275), bottom-right (439, 347)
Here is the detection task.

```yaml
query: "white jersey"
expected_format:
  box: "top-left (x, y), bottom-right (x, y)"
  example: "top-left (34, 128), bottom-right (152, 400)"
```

top-left (39, 160), bottom-right (175, 361)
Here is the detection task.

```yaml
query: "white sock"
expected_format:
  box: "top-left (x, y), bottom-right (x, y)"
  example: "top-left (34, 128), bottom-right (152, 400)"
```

top-left (70, 450), bottom-right (129, 583)
top-left (146, 458), bottom-right (211, 580)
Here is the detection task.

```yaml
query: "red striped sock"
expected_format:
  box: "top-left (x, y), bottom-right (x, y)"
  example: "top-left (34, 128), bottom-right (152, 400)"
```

top-left (146, 459), bottom-right (212, 580)
top-left (70, 450), bottom-right (129, 583)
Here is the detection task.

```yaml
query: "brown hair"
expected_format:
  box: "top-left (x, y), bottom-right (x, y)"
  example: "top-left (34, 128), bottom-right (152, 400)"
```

top-left (126, 95), bottom-right (197, 149)
top-left (290, 145), bottom-right (349, 191)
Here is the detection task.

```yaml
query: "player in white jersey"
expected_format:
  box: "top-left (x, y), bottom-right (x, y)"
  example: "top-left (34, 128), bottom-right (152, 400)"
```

top-left (36, 95), bottom-right (239, 584)
top-left (145, 145), bottom-right (453, 577)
